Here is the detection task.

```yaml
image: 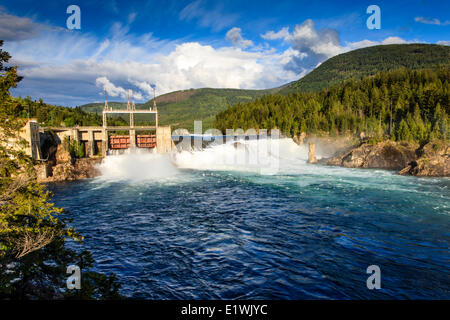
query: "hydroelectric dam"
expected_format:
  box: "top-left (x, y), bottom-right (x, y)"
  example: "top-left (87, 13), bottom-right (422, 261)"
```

top-left (24, 94), bottom-right (174, 162)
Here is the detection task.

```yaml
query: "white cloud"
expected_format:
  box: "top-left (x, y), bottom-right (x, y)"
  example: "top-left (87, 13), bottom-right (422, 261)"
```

top-left (131, 81), bottom-right (156, 98)
top-left (415, 17), bottom-right (450, 26)
top-left (437, 40), bottom-right (450, 46)
top-left (2, 10), bottom-right (432, 107)
top-left (95, 77), bottom-right (144, 100)
top-left (381, 36), bottom-right (407, 45)
top-left (264, 19), bottom-right (341, 72)
top-left (261, 27), bottom-right (290, 40)
top-left (7, 27), bottom-right (296, 106)
top-left (343, 36), bottom-right (411, 51)
top-left (225, 27), bottom-right (253, 48)
top-left (262, 19), bottom-right (414, 74)
top-left (127, 12), bottom-right (137, 24)
top-left (289, 20), bottom-right (341, 57)
top-left (345, 39), bottom-right (379, 50)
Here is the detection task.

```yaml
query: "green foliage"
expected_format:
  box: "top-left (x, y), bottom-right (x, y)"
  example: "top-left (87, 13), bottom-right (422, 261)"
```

top-left (432, 103), bottom-right (448, 140)
top-left (77, 102), bottom-right (136, 114)
top-left (0, 41), bottom-right (122, 299)
top-left (69, 139), bottom-right (85, 158)
top-left (80, 88), bottom-right (282, 132)
top-left (368, 136), bottom-right (384, 145)
top-left (77, 44), bottom-right (449, 133)
top-left (1, 233), bottom-right (122, 299)
top-left (397, 119), bottom-right (412, 142)
top-left (281, 44), bottom-right (450, 93)
top-left (214, 67), bottom-right (450, 145)
top-left (13, 96), bottom-right (103, 127)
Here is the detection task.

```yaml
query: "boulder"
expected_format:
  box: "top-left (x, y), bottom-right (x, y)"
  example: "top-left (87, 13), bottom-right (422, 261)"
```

top-left (50, 162), bottom-right (77, 181)
top-left (74, 158), bottom-right (102, 179)
top-left (325, 141), bottom-right (417, 170)
top-left (362, 142), bottom-right (416, 170)
top-left (398, 140), bottom-right (449, 176)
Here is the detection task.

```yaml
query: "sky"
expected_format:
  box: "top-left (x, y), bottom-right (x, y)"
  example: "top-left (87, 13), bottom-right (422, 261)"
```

top-left (0, 0), bottom-right (449, 106)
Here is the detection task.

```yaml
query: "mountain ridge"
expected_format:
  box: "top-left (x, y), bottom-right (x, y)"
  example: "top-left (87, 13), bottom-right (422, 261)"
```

top-left (280, 43), bottom-right (450, 94)
top-left (80, 44), bottom-right (450, 131)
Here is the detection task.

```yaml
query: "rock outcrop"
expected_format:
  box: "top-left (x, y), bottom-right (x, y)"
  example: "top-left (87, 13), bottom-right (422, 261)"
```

top-left (323, 139), bottom-right (449, 177)
top-left (35, 136), bottom-right (102, 183)
top-left (323, 141), bottom-right (417, 170)
top-left (308, 142), bottom-right (318, 164)
top-left (398, 141), bottom-right (449, 177)
top-left (55, 141), bottom-right (72, 163)
top-left (38, 158), bottom-right (102, 183)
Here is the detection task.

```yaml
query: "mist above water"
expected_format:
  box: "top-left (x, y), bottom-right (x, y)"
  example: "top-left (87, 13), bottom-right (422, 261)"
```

top-left (97, 138), bottom-right (317, 182)
top-left (95, 137), bottom-right (438, 199)
top-left (98, 150), bottom-right (180, 182)
top-left (96, 138), bottom-right (388, 185)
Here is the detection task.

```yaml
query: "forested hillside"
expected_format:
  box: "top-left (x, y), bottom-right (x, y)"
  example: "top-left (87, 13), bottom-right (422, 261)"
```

top-left (141, 88), bottom-right (282, 130)
top-left (214, 67), bottom-right (449, 144)
top-left (80, 88), bottom-right (281, 131)
top-left (13, 97), bottom-right (133, 127)
top-left (77, 44), bottom-right (449, 131)
top-left (281, 44), bottom-right (450, 93)
top-left (12, 96), bottom-right (102, 127)
top-left (77, 102), bottom-right (138, 115)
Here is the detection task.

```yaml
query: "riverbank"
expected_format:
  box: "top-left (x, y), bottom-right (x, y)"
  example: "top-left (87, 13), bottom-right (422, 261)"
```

top-left (35, 138), bottom-right (102, 182)
top-left (36, 158), bottom-right (102, 183)
top-left (318, 138), bottom-right (449, 177)
top-left (38, 134), bottom-right (449, 182)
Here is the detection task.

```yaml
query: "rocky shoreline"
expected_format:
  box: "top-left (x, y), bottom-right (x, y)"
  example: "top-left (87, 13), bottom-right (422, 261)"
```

top-left (36, 133), bottom-right (449, 182)
top-left (35, 138), bottom-right (102, 183)
top-left (397, 140), bottom-right (449, 176)
top-left (319, 139), bottom-right (449, 177)
top-left (36, 158), bottom-right (102, 183)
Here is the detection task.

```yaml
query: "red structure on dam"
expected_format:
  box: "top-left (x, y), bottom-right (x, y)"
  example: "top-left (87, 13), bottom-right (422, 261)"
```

top-left (109, 134), bottom-right (157, 149)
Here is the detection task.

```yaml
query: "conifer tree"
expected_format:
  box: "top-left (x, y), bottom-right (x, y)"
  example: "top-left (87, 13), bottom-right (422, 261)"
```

top-left (397, 119), bottom-right (412, 142)
top-left (0, 41), bottom-right (121, 299)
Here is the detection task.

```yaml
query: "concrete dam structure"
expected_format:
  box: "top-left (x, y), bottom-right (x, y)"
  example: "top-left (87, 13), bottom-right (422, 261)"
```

top-left (100, 96), bottom-right (173, 156)
top-left (23, 95), bottom-right (173, 161)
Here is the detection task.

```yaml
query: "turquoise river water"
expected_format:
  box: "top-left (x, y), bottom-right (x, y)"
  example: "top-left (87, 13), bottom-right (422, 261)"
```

top-left (48, 138), bottom-right (450, 299)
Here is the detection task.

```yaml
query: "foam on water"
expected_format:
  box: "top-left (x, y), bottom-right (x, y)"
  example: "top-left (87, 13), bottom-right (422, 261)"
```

top-left (97, 149), bottom-right (181, 182)
top-left (96, 138), bottom-right (391, 180)
top-left (95, 137), bottom-right (447, 198)
top-left (172, 138), bottom-right (299, 174)
top-left (170, 138), bottom-right (392, 180)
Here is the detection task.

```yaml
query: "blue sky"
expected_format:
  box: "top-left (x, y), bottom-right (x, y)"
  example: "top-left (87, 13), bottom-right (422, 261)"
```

top-left (1, 0), bottom-right (449, 106)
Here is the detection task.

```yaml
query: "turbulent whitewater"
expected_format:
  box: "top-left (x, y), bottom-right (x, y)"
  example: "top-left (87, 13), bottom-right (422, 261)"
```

top-left (48, 138), bottom-right (450, 299)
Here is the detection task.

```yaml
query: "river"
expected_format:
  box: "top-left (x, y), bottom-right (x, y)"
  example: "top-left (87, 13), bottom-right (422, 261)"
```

top-left (48, 138), bottom-right (450, 299)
